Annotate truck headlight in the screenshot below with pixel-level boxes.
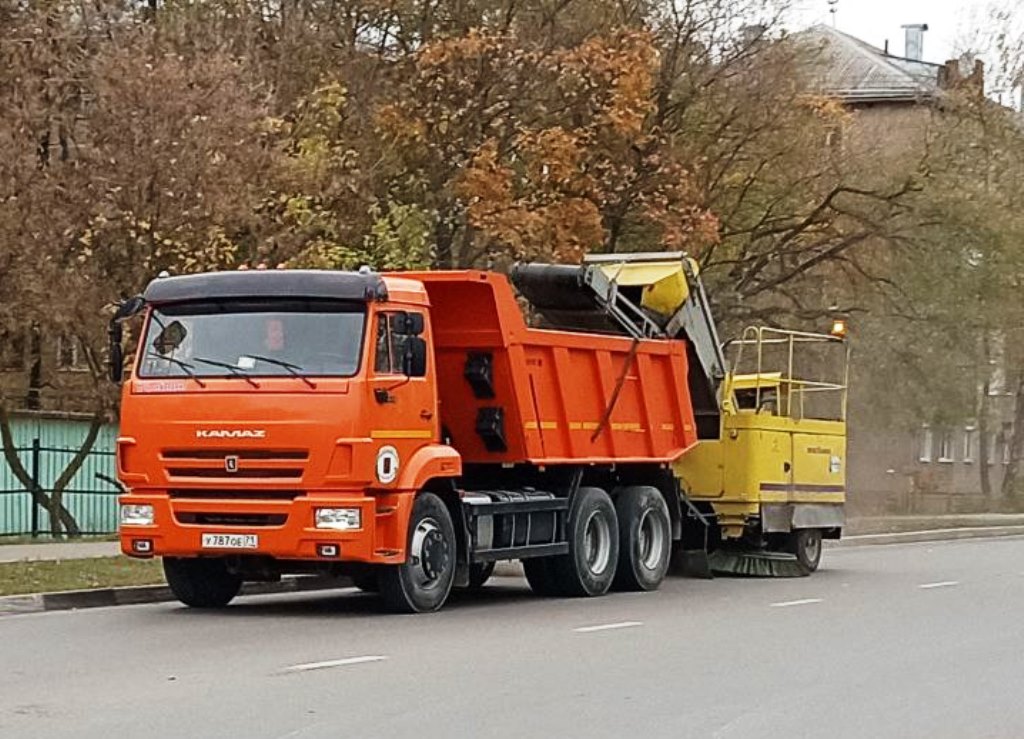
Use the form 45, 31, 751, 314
315, 507, 361, 531
120, 504, 154, 526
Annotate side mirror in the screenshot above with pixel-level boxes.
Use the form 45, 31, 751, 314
108, 296, 145, 384
394, 311, 425, 336
113, 296, 146, 323
108, 321, 124, 384
403, 337, 428, 377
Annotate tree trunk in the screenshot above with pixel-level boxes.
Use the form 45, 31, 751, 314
1000, 371, 1024, 500
978, 397, 993, 499
45, 416, 103, 538
26, 324, 42, 411
978, 333, 993, 498
434, 213, 453, 269
0, 404, 78, 537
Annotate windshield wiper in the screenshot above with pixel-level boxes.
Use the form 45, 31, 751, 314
193, 357, 261, 388
145, 352, 207, 388
244, 354, 317, 389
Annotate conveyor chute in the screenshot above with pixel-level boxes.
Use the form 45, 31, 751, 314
510, 252, 727, 439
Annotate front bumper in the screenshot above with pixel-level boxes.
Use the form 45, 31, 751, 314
118, 492, 408, 564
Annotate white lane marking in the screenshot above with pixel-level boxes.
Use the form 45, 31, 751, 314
574, 621, 643, 633
918, 580, 959, 589
770, 598, 823, 608
284, 655, 387, 673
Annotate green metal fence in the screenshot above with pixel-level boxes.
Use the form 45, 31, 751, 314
0, 415, 119, 536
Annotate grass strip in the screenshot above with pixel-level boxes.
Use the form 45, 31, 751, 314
0, 556, 164, 596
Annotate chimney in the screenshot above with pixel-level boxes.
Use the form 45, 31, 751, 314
939, 54, 985, 96
902, 23, 928, 61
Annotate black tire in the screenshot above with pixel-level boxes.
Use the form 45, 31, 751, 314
551, 487, 619, 597
522, 557, 561, 596
466, 561, 495, 590
379, 493, 457, 613
163, 557, 242, 608
612, 486, 671, 591
786, 528, 823, 574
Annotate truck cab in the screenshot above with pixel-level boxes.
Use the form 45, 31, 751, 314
116, 269, 463, 607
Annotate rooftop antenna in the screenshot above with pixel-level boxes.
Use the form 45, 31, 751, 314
827, 0, 838, 28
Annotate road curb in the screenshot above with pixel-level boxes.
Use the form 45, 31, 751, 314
836, 525, 1024, 547
0, 575, 348, 617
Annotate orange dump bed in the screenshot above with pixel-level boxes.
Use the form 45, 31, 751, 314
407, 271, 698, 466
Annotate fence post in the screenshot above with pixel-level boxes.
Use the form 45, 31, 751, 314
30, 437, 40, 539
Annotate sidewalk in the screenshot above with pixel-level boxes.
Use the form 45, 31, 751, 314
846, 513, 1024, 535
0, 540, 120, 564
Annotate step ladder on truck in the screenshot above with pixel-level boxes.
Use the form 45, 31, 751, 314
109, 253, 847, 613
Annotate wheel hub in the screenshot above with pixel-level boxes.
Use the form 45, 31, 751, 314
411, 518, 450, 583
637, 508, 665, 571
804, 533, 821, 561
583, 511, 611, 575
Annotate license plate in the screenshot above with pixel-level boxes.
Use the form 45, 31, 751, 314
201, 533, 258, 550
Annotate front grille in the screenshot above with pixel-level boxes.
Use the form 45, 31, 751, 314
169, 489, 302, 500
161, 448, 309, 481
175, 512, 287, 527
166, 467, 303, 479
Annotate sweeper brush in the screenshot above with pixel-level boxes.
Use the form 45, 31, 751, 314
707, 549, 810, 578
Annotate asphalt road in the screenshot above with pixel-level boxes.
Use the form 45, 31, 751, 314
3, 537, 1024, 739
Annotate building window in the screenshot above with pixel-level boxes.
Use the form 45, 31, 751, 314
919, 425, 933, 463
0, 329, 26, 371
937, 429, 954, 463
56, 335, 88, 372
963, 426, 976, 464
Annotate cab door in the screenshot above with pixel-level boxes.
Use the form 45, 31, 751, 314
366, 309, 437, 488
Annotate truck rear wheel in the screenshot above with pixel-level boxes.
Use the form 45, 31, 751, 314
612, 486, 671, 592
163, 557, 242, 608
552, 487, 619, 597
379, 492, 457, 613
786, 528, 823, 574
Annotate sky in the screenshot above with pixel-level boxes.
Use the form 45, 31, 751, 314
790, 0, 999, 64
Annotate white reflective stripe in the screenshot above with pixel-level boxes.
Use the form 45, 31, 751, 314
284, 656, 387, 672
770, 598, 823, 608
918, 581, 959, 589
574, 621, 643, 633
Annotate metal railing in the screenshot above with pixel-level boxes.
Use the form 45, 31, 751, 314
0, 439, 120, 537
726, 326, 850, 422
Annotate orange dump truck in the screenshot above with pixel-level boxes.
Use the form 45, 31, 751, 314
111, 259, 717, 612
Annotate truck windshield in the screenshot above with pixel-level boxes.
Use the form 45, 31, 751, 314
138, 299, 366, 379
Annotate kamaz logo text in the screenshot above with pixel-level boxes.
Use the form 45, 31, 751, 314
195, 429, 267, 439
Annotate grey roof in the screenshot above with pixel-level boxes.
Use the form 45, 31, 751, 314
143, 270, 388, 305
797, 25, 943, 103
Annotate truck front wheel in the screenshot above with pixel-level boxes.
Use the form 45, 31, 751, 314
552, 487, 619, 597
379, 493, 457, 613
612, 486, 671, 591
163, 557, 242, 608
